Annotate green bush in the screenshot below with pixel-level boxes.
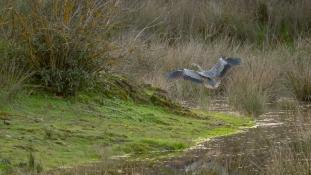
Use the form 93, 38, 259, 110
1, 0, 119, 96
28, 31, 99, 95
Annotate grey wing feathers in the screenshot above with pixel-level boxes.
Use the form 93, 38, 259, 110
166, 57, 241, 88
219, 57, 241, 77
200, 57, 242, 78
198, 59, 226, 78
167, 69, 204, 83
167, 70, 184, 79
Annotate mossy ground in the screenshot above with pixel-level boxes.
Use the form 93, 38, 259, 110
0, 91, 253, 173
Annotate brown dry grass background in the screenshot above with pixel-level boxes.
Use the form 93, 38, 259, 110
1, 0, 311, 114
115, 35, 311, 115
1, 0, 311, 174
109, 0, 311, 115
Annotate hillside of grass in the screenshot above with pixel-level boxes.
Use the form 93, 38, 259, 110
0, 85, 253, 174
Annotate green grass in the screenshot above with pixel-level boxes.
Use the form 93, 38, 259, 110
0, 93, 253, 173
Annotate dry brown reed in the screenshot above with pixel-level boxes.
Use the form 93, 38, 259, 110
0, 40, 33, 102
286, 57, 311, 102
120, 0, 311, 44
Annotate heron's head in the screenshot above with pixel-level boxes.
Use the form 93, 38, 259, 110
219, 56, 227, 64
219, 55, 226, 60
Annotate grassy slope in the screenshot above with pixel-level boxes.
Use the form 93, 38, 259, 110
0, 93, 253, 172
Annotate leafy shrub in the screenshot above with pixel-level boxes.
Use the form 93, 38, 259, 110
2, 0, 119, 95
28, 31, 100, 95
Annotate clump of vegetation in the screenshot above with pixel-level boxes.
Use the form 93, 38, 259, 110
1, 0, 119, 96
226, 55, 280, 116
0, 159, 12, 173
227, 81, 267, 117
286, 57, 311, 102
0, 40, 31, 101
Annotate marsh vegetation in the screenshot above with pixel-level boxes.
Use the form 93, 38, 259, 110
0, 0, 311, 174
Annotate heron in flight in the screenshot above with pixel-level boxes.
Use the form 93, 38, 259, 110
167, 56, 241, 89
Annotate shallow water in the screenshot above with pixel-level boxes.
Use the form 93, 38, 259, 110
147, 101, 311, 175
161, 114, 291, 174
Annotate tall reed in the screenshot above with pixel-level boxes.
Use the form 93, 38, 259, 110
0, 39, 31, 101
226, 54, 281, 116
286, 57, 311, 102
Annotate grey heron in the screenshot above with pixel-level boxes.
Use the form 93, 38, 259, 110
167, 56, 241, 89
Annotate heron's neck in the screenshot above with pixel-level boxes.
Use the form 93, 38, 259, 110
192, 63, 204, 71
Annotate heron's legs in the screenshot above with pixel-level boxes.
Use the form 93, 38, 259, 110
204, 78, 221, 89
204, 83, 214, 89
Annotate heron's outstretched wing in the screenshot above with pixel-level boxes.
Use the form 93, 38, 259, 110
199, 57, 241, 78
198, 58, 226, 78
167, 69, 204, 83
